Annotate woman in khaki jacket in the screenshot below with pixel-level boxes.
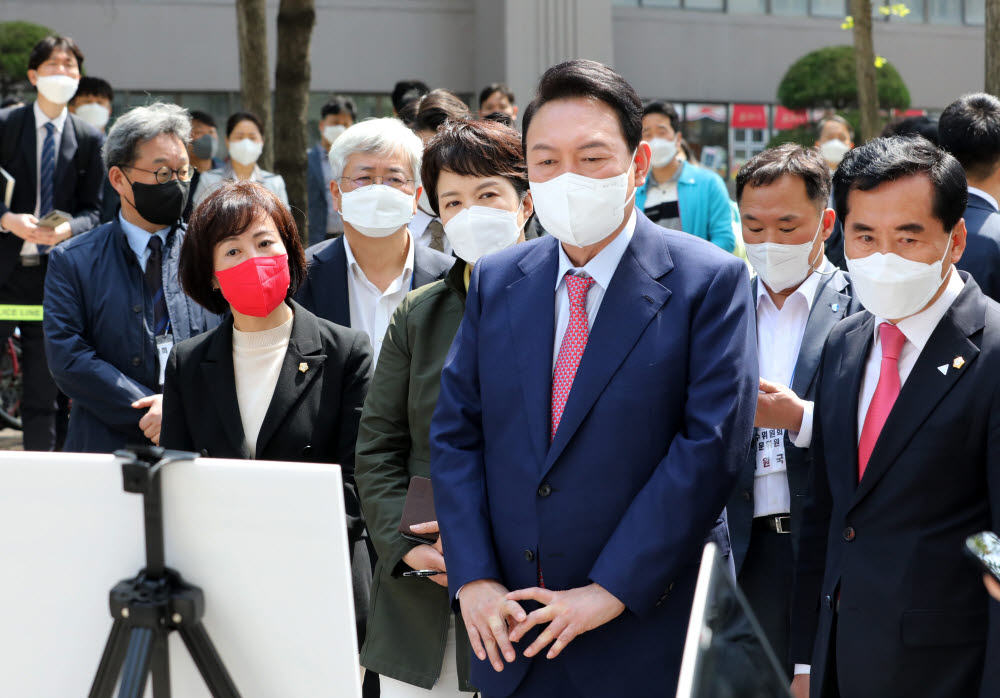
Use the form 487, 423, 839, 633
355, 119, 534, 697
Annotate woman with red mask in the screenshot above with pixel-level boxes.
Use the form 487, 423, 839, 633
159, 179, 375, 649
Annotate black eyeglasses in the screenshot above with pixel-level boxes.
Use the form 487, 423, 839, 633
339, 174, 414, 191
125, 164, 194, 184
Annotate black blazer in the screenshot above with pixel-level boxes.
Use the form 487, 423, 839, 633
729, 268, 862, 575
160, 300, 374, 545
791, 273, 1000, 698
0, 103, 104, 286
957, 192, 1000, 304
294, 234, 453, 326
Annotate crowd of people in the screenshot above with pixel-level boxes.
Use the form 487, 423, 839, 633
3, 32, 1000, 698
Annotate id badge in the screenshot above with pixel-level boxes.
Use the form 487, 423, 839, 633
155, 334, 174, 388
754, 427, 787, 475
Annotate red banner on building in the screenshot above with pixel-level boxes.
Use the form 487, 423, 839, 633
774, 106, 809, 131
731, 104, 767, 130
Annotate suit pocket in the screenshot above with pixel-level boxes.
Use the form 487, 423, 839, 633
901, 609, 987, 647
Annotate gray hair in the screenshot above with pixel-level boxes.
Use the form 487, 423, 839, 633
328, 117, 423, 184
103, 102, 192, 170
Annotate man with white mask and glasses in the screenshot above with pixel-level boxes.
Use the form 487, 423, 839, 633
429, 60, 757, 698
725, 145, 862, 687
791, 136, 1000, 698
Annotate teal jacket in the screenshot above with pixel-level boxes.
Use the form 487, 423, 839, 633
635, 159, 735, 252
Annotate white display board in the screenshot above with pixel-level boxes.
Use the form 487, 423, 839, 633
0, 451, 361, 698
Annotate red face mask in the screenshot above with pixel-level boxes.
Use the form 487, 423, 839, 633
214, 254, 291, 317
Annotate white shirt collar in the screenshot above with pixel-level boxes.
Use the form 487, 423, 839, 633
872, 265, 965, 353
968, 186, 999, 212
342, 229, 415, 285
755, 256, 833, 313
555, 209, 637, 291
34, 100, 68, 135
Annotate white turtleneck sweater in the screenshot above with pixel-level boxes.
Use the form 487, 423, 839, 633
232, 315, 293, 458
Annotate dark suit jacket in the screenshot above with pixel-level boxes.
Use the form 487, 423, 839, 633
791, 273, 1000, 698
295, 234, 453, 327
430, 212, 758, 698
957, 192, 1000, 303
307, 143, 330, 247
729, 268, 862, 575
160, 300, 373, 546
0, 103, 104, 286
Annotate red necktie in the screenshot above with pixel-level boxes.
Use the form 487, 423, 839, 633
551, 273, 595, 441
858, 322, 907, 481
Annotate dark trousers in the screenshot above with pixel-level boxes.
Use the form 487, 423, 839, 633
487, 653, 573, 698
0, 261, 58, 451
737, 517, 794, 677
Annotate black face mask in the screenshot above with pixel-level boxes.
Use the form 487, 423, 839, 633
191, 134, 218, 161
124, 175, 190, 226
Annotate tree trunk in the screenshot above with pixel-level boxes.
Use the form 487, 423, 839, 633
987, 0, 1000, 95
274, 0, 316, 239
235, 0, 274, 170
850, 0, 879, 143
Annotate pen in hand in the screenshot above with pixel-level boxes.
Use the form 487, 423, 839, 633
403, 569, 444, 577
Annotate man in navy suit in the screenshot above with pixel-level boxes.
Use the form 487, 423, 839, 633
429, 60, 757, 698
791, 137, 1000, 698
939, 92, 1000, 303
0, 35, 103, 450
307, 96, 355, 247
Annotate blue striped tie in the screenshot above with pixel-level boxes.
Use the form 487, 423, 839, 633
145, 236, 169, 335
38, 122, 56, 255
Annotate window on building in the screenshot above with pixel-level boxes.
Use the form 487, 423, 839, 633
965, 0, 985, 23
684, 0, 725, 10
810, 0, 846, 17
928, 0, 963, 23
771, 0, 809, 15
728, 0, 767, 12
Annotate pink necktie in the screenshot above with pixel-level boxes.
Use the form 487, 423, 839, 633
551, 273, 595, 441
858, 322, 907, 481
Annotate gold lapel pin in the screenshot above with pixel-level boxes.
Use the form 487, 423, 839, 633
953, 356, 965, 369
298, 362, 309, 373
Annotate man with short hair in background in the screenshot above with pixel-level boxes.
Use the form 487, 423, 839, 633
308, 95, 356, 246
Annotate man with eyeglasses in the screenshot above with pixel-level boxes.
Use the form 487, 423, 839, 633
296, 117, 452, 366
42, 102, 221, 453
0, 35, 104, 451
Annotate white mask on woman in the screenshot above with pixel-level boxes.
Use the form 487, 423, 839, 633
36, 75, 79, 105
228, 139, 263, 167
340, 184, 415, 238
444, 202, 524, 264
819, 139, 850, 167
745, 218, 825, 293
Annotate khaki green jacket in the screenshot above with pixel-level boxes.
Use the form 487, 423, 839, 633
355, 259, 475, 691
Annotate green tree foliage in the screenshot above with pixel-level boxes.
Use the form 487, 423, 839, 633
777, 45, 910, 112
0, 21, 55, 97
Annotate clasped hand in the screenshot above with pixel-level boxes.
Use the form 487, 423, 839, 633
755, 377, 805, 431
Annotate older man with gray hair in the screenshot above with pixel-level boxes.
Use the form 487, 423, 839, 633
296, 117, 452, 365
43, 102, 221, 453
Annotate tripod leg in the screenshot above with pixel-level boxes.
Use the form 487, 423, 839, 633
89, 619, 130, 698
151, 632, 171, 698
117, 627, 155, 698
178, 622, 242, 698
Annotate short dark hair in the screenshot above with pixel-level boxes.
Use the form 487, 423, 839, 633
522, 59, 642, 154
321, 95, 357, 122
412, 89, 470, 133
881, 115, 939, 146
642, 100, 681, 133
736, 144, 832, 209
392, 80, 430, 114
71, 76, 113, 104
817, 115, 853, 140
939, 93, 1000, 181
420, 119, 528, 218
28, 35, 84, 72
482, 111, 515, 128
833, 136, 967, 232
181, 181, 307, 314
225, 111, 264, 138
189, 110, 217, 129
479, 83, 515, 108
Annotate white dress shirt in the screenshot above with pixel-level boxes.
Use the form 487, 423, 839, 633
857, 267, 964, 440
552, 210, 636, 369
343, 232, 415, 365
410, 208, 453, 256
968, 185, 999, 212
753, 259, 831, 517
20, 102, 68, 255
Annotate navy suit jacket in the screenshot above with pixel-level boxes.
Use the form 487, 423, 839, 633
429, 212, 758, 698
729, 269, 862, 575
295, 234, 453, 327
957, 192, 1000, 304
306, 143, 329, 248
791, 273, 1000, 698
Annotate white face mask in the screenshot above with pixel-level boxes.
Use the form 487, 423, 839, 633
36, 75, 79, 105
323, 125, 346, 144
340, 184, 414, 238
845, 231, 954, 320
819, 139, 850, 167
529, 150, 637, 248
444, 202, 524, 264
649, 137, 677, 168
417, 187, 433, 215
228, 138, 263, 167
745, 218, 825, 293
74, 102, 110, 130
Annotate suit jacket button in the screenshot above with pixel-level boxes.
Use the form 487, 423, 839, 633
537, 484, 552, 497
742, 490, 751, 502
132, 304, 141, 313
523, 549, 534, 562
843, 526, 856, 542
302, 445, 312, 456
131, 356, 141, 367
